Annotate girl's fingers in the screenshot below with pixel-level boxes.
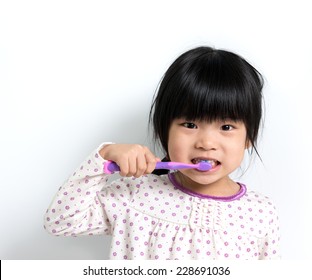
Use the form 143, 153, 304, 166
145, 152, 159, 174
133, 152, 147, 178
118, 157, 129, 177
102, 144, 158, 177
127, 147, 157, 177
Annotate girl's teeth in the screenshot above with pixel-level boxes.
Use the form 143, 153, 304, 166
206, 160, 216, 167
193, 159, 218, 167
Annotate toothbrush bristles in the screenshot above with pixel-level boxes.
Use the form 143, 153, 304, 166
197, 161, 212, 171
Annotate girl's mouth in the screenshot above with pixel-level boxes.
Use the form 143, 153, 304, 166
191, 158, 220, 169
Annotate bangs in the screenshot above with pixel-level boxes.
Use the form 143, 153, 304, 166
172, 73, 251, 123
168, 53, 260, 125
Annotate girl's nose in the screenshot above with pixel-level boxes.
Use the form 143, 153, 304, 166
194, 133, 218, 151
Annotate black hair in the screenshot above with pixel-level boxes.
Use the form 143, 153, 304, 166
149, 46, 264, 174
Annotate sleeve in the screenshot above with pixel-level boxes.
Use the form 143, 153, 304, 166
258, 201, 281, 259
43, 142, 116, 237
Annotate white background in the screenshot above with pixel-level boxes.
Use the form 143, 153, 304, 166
0, 0, 311, 260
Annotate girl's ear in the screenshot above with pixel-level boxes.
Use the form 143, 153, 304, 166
245, 139, 252, 149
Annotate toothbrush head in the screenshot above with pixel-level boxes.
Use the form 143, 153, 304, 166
196, 161, 212, 171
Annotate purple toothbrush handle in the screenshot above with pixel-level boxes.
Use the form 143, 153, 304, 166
104, 160, 211, 174
155, 161, 211, 171
156, 162, 194, 170
104, 161, 120, 174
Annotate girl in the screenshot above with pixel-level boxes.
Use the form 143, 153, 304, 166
44, 46, 280, 259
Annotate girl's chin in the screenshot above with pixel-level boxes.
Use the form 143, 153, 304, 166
178, 171, 220, 187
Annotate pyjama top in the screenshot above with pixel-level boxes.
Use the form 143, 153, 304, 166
44, 143, 280, 260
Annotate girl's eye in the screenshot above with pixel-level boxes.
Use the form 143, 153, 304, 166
182, 122, 198, 129
221, 124, 234, 131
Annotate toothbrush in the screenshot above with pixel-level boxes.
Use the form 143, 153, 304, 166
103, 160, 212, 174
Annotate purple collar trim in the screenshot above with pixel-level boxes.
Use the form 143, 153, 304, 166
168, 173, 246, 202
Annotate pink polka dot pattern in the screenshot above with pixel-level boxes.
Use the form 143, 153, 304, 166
44, 144, 280, 260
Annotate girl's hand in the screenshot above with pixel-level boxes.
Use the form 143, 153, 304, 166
99, 144, 160, 178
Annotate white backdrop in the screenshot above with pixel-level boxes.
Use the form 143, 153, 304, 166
1, 0, 311, 260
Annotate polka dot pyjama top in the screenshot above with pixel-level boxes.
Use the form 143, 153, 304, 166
44, 144, 280, 260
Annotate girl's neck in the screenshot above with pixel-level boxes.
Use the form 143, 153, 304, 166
173, 172, 240, 197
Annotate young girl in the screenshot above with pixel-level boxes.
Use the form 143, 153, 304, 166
44, 46, 280, 260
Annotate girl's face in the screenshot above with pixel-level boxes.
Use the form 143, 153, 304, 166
167, 118, 249, 196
